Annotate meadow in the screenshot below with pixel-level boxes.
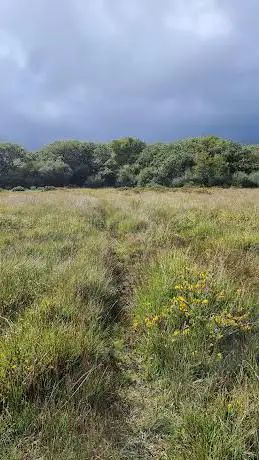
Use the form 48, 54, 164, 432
0, 188, 258, 459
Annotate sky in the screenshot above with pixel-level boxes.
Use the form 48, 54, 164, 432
0, 0, 258, 148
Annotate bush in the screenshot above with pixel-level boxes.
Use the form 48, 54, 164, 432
29, 186, 56, 192
248, 170, 259, 186
43, 185, 56, 191
11, 186, 26, 192
171, 176, 194, 187
116, 165, 137, 187
137, 167, 157, 186
232, 172, 254, 187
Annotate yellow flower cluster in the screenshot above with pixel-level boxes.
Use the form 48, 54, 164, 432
212, 310, 252, 332
172, 327, 190, 337
132, 272, 210, 333
132, 320, 140, 329
174, 273, 207, 293
172, 274, 210, 314
132, 271, 253, 341
144, 315, 160, 327
172, 295, 189, 313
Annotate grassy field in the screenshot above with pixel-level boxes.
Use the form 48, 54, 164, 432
0, 188, 258, 459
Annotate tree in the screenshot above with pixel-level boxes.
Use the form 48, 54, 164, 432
93, 144, 113, 168
137, 143, 194, 186
37, 159, 72, 186
155, 152, 194, 186
24, 152, 72, 187
0, 135, 258, 189
36, 141, 96, 185
111, 137, 146, 167
137, 143, 170, 169
89, 147, 117, 187
116, 164, 137, 187
137, 167, 157, 186
0, 143, 27, 187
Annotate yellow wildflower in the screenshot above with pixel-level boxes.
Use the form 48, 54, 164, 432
144, 317, 152, 327
236, 288, 242, 296
178, 296, 187, 302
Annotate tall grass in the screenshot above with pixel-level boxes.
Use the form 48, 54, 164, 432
0, 188, 258, 459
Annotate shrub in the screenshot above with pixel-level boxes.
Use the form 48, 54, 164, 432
43, 185, 56, 191
232, 172, 254, 187
248, 170, 259, 186
11, 186, 26, 192
133, 254, 258, 382
171, 176, 194, 187
137, 167, 156, 186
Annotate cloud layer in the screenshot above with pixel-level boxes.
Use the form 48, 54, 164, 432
0, 0, 258, 148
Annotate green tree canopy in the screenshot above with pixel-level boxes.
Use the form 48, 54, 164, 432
0, 136, 258, 189
0, 143, 27, 187
35, 141, 96, 185
111, 137, 146, 166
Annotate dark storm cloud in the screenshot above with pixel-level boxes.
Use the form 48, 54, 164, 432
0, 0, 259, 148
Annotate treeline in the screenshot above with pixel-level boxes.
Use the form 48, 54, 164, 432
0, 136, 259, 189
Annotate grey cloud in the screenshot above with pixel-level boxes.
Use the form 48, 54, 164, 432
0, 0, 259, 148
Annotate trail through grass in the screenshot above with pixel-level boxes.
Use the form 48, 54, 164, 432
0, 188, 258, 459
